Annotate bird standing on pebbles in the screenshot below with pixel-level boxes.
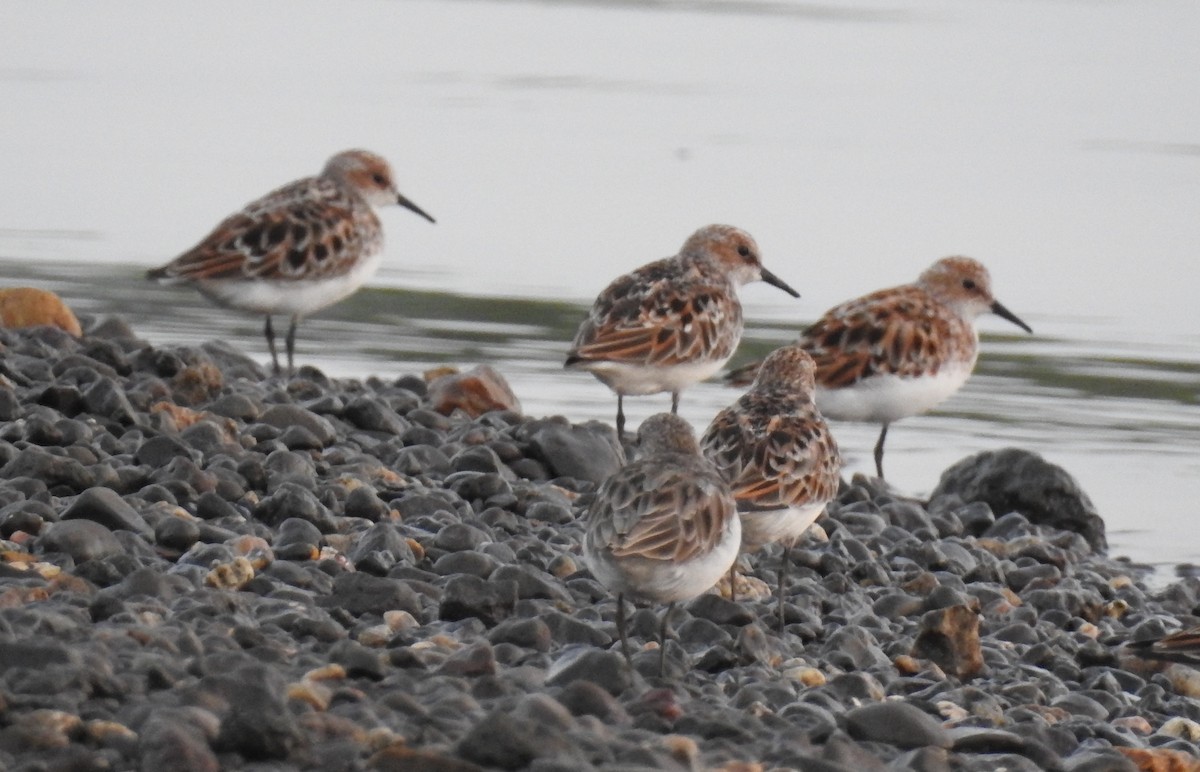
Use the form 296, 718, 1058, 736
566, 224, 799, 438
582, 412, 741, 675
726, 256, 1031, 479
148, 149, 435, 376
702, 345, 841, 626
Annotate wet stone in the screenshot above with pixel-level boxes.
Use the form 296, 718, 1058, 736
206, 393, 261, 421
545, 647, 632, 696
318, 572, 422, 618
37, 519, 124, 563
0, 387, 18, 421
212, 665, 301, 759
439, 640, 498, 678
542, 610, 612, 647
390, 444, 453, 476
492, 564, 572, 602
451, 445, 506, 475
344, 395, 408, 435
687, 593, 756, 627
933, 448, 1106, 552
135, 434, 196, 468
139, 717, 220, 772
524, 419, 623, 484
258, 404, 336, 446
434, 522, 491, 552
273, 517, 323, 560
84, 377, 138, 424
912, 604, 984, 680
344, 485, 390, 521
433, 550, 501, 578
455, 710, 560, 770
440, 574, 517, 626
1, 448, 94, 492
488, 617, 552, 652
155, 515, 201, 552
255, 482, 336, 532
845, 701, 953, 749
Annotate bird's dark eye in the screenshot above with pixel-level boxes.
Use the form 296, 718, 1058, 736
962, 279, 976, 290
372, 173, 387, 186
737, 245, 752, 259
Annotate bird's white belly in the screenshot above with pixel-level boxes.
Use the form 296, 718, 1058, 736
195, 251, 383, 317
576, 356, 731, 396
739, 502, 826, 552
586, 517, 741, 604
815, 362, 974, 424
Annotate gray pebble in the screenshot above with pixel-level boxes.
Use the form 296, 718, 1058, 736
434, 550, 501, 578
524, 419, 623, 483
37, 518, 124, 563
845, 701, 952, 749
439, 574, 517, 626
545, 646, 632, 696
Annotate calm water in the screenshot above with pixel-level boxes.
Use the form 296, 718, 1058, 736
2, 0, 1198, 576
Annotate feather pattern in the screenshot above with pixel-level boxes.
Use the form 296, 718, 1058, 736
583, 413, 741, 604
569, 255, 744, 368
800, 284, 978, 388
702, 346, 841, 548
565, 225, 798, 431
153, 177, 382, 284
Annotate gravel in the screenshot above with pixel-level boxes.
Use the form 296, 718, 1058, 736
0, 319, 1198, 771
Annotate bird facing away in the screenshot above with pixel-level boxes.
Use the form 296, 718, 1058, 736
725, 256, 1032, 479
582, 412, 741, 675
147, 149, 435, 376
701, 345, 842, 625
565, 224, 800, 438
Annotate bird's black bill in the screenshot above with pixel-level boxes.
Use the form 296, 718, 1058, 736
761, 267, 800, 298
991, 300, 1032, 334
398, 193, 436, 224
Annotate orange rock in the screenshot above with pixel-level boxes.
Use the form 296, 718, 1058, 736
426, 364, 521, 417
0, 287, 82, 336
912, 604, 984, 680
1117, 747, 1200, 772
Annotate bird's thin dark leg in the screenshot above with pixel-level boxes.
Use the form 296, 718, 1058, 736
264, 316, 281, 376
670, 391, 680, 414
874, 423, 890, 479
285, 314, 299, 377
728, 562, 738, 604
616, 395, 626, 439
616, 593, 631, 667
659, 602, 675, 678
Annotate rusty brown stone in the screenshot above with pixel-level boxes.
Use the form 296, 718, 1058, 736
911, 604, 984, 680
0, 287, 82, 336
172, 361, 225, 405
426, 364, 521, 418
1117, 747, 1200, 772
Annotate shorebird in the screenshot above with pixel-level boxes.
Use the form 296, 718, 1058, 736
566, 224, 799, 437
702, 345, 841, 627
148, 149, 434, 375
582, 413, 741, 675
726, 256, 1031, 478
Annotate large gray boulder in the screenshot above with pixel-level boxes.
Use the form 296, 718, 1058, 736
931, 448, 1105, 552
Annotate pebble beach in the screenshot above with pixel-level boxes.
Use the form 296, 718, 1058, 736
2, 316, 1199, 772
